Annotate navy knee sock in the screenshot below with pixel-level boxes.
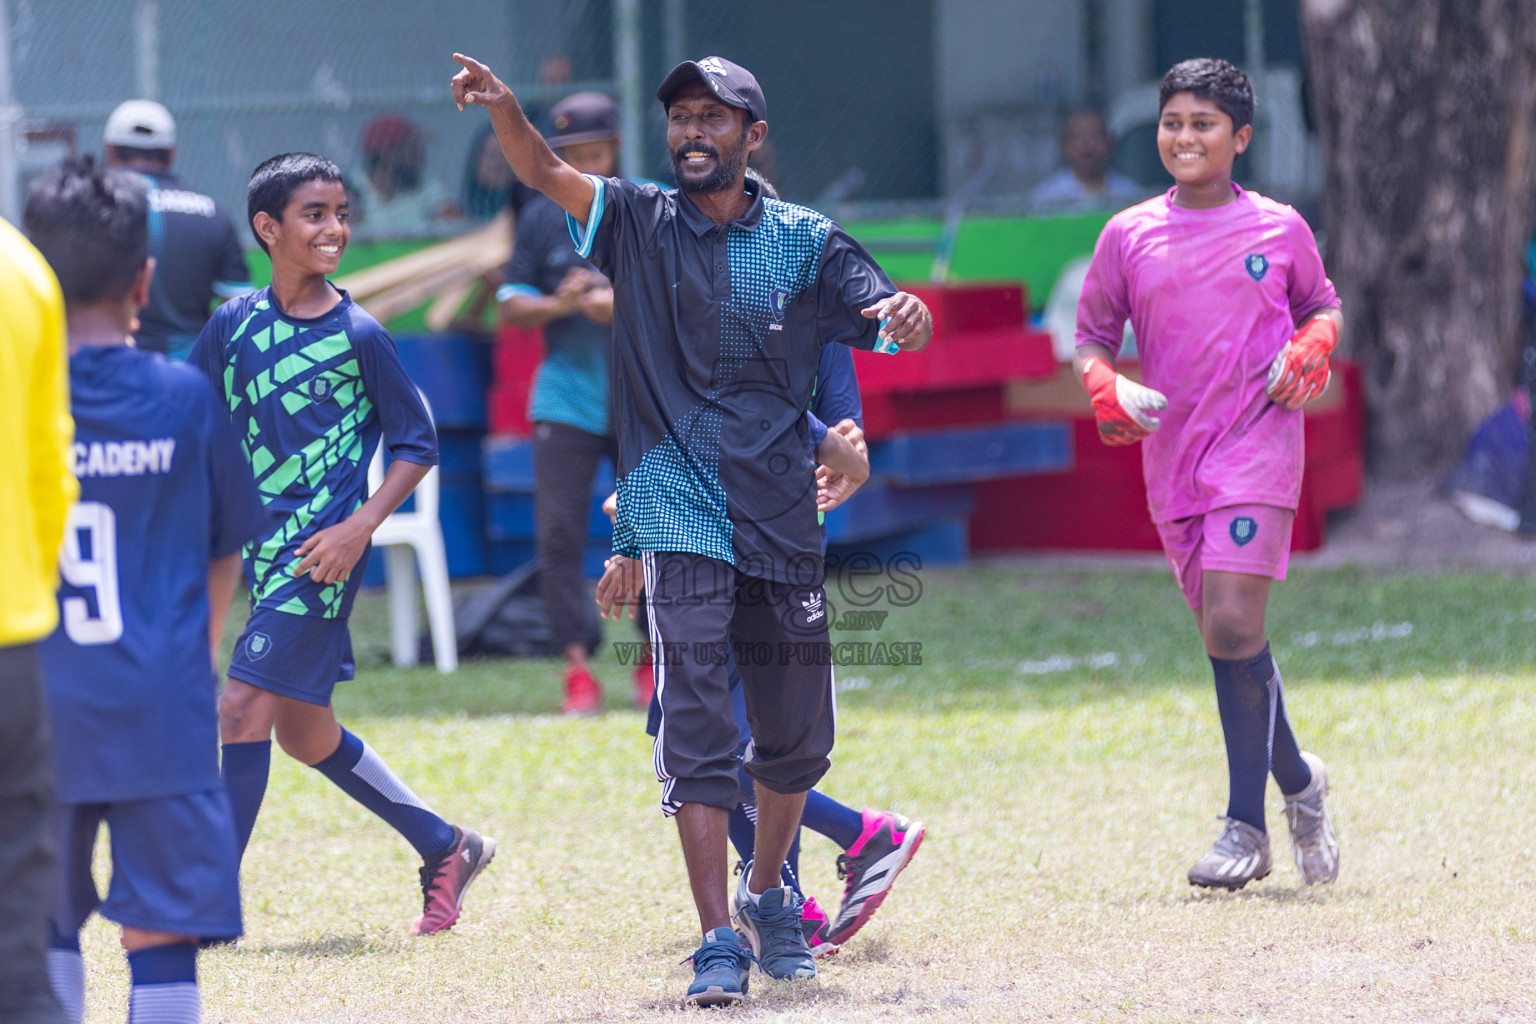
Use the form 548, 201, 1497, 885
311, 728, 456, 859
47, 929, 84, 1024
801, 790, 865, 850
728, 802, 756, 867
728, 801, 804, 896
1210, 645, 1279, 832
221, 740, 270, 861
127, 943, 198, 1024
1269, 655, 1312, 795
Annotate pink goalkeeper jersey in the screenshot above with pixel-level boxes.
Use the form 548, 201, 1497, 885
1075, 184, 1339, 523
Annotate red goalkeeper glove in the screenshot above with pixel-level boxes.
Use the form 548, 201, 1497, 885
1266, 314, 1338, 409
1081, 356, 1167, 446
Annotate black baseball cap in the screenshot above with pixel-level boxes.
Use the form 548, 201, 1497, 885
546, 91, 620, 148
655, 56, 767, 123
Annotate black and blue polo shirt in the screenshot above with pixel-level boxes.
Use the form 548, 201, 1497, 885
568, 174, 894, 585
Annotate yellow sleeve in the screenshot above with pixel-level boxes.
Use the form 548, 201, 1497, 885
29, 274, 77, 579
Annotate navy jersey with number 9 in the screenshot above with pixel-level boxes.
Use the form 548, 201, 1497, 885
39, 347, 267, 804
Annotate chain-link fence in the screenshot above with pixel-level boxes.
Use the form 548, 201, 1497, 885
3, 0, 620, 236
0, 0, 1323, 236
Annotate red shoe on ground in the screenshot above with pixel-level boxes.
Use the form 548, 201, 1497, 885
562, 663, 603, 715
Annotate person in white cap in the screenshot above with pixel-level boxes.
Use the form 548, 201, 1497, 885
103, 100, 252, 359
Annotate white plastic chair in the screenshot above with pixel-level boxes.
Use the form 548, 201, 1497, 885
367, 393, 457, 673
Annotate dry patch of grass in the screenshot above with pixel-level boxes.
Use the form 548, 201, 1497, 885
72, 568, 1536, 1022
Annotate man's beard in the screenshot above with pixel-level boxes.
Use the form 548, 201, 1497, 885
671, 138, 747, 194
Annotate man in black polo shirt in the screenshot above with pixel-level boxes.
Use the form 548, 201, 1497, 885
452, 52, 933, 1006
103, 100, 252, 358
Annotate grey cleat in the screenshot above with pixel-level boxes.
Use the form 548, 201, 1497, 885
1188, 817, 1272, 889
1283, 751, 1340, 884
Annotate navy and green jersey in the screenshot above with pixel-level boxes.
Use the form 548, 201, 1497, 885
502, 192, 611, 437
568, 174, 895, 584
188, 287, 437, 619
39, 346, 267, 803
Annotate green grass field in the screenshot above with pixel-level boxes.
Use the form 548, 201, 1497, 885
74, 564, 1536, 1022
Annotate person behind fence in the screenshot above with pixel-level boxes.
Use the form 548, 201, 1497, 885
497, 91, 634, 715
103, 99, 254, 360
0, 165, 77, 1024
1029, 107, 1146, 214
462, 124, 518, 222
352, 113, 455, 240
451, 50, 932, 1006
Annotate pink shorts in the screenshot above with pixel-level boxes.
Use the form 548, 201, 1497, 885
1156, 504, 1295, 610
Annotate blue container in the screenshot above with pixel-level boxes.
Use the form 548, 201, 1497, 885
393, 334, 492, 430
826, 516, 969, 569
356, 481, 489, 585
868, 421, 1071, 486
439, 481, 489, 578
482, 435, 615, 496
436, 429, 485, 483
823, 482, 975, 544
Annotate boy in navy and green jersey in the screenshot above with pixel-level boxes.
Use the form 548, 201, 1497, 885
188, 153, 494, 937
28, 157, 265, 1024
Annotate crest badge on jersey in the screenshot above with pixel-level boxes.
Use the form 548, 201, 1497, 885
1244, 253, 1269, 281
1229, 516, 1258, 547
247, 632, 273, 660
308, 375, 332, 402
770, 287, 791, 322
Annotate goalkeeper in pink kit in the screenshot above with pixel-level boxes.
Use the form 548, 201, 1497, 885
1074, 58, 1342, 889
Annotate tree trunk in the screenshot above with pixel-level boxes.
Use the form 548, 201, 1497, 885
1299, 0, 1536, 476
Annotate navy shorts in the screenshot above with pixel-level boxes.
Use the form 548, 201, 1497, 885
229, 608, 354, 706
51, 790, 242, 942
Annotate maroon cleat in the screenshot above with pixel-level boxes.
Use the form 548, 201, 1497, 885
410, 826, 496, 936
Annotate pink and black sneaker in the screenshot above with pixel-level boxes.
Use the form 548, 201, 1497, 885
801, 895, 840, 959
825, 809, 925, 946
410, 826, 497, 936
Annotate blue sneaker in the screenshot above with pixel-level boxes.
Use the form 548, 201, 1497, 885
685, 927, 751, 1007
730, 863, 816, 980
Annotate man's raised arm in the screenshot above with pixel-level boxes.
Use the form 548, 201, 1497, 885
450, 53, 597, 226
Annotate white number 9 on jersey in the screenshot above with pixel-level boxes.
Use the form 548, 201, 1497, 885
60, 501, 124, 645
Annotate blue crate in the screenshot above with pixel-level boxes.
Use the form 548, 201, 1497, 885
867, 421, 1071, 486
826, 516, 969, 569
393, 334, 492, 430
823, 483, 975, 544
485, 492, 615, 543
482, 435, 615, 496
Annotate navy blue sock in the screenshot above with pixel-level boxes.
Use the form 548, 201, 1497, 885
782, 827, 803, 896
1210, 646, 1278, 832
728, 802, 804, 896
1269, 655, 1313, 795
311, 729, 456, 859
801, 790, 865, 850
127, 943, 198, 1024
728, 802, 756, 866
221, 740, 270, 861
